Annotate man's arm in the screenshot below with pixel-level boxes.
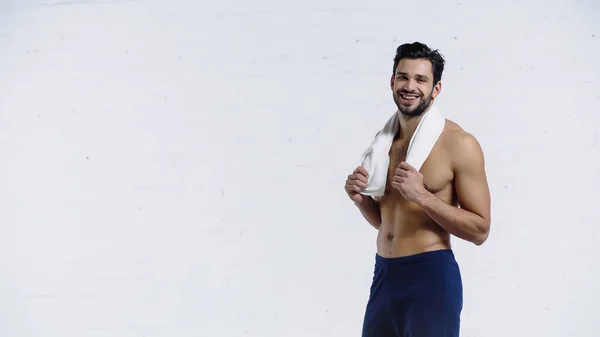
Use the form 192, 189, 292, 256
356, 196, 382, 230
416, 132, 491, 245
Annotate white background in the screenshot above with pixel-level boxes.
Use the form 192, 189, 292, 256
1, 0, 599, 336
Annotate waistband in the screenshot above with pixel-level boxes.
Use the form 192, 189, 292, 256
375, 249, 455, 267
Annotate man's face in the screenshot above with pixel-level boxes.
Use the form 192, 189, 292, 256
391, 58, 441, 118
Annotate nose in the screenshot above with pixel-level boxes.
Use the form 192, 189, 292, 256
402, 79, 417, 92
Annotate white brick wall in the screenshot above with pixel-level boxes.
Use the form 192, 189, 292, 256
0, 0, 599, 336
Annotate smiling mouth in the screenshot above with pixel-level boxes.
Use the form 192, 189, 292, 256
399, 92, 420, 103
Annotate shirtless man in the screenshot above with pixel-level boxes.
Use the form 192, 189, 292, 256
345, 42, 491, 337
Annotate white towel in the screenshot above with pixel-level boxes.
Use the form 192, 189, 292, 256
359, 105, 446, 196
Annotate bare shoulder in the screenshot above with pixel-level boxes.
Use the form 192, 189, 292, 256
440, 119, 485, 169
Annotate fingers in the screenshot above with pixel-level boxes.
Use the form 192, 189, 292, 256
349, 172, 368, 184
391, 181, 403, 192
349, 167, 368, 184
345, 181, 362, 193
345, 179, 364, 194
346, 166, 369, 193
356, 166, 369, 177
398, 161, 416, 172
394, 167, 408, 177
346, 175, 367, 189
395, 162, 421, 177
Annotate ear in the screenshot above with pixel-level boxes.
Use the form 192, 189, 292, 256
390, 75, 395, 90
431, 81, 442, 98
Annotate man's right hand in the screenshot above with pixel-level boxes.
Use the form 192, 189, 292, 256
345, 166, 369, 204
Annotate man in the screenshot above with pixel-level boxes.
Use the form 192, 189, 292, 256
345, 42, 491, 337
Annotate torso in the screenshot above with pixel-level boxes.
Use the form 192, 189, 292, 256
376, 119, 461, 257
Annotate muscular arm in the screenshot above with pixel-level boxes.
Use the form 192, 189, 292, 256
356, 196, 382, 230
416, 132, 491, 245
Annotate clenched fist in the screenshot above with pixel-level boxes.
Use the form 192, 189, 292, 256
345, 166, 369, 204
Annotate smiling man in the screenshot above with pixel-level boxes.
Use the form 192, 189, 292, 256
344, 42, 492, 337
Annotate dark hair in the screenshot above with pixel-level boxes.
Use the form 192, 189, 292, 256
393, 42, 445, 84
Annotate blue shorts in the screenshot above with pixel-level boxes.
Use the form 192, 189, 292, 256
361, 249, 463, 337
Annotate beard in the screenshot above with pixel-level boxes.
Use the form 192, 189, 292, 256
393, 89, 434, 118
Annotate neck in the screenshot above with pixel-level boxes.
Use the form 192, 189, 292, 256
396, 101, 435, 139
396, 114, 421, 139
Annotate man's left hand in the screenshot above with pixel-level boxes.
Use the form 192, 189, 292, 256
391, 161, 429, 203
